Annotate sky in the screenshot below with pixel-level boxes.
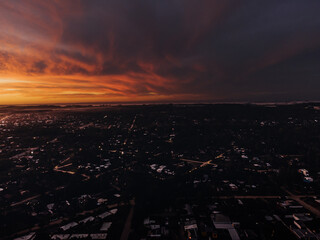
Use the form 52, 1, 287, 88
0, 0, 320, 104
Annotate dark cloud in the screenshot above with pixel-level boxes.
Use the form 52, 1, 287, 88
1, 0, 320, 103
30, 60, 47, 73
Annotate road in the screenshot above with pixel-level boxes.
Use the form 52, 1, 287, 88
180, 158, 218, 167
181, 158, 218, 173
129, 115, 137, 132
283, 189, 320, 217
181, 154, 223, 168
124, 115, 137, 145
53, 157, 90, 180
120, 198, 135, 240
10, 194, 41, 207
54, 168, 75, 175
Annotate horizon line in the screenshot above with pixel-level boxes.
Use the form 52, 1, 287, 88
1, 100, 320, 107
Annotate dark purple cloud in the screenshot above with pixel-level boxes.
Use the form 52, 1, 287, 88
0, 0, 320, 103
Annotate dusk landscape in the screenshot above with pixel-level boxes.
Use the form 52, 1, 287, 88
1, 1, 320, 240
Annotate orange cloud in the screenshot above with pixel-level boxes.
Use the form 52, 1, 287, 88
1, 1, 320, 104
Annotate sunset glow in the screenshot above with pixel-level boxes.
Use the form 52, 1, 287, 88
1, 1, 320, 104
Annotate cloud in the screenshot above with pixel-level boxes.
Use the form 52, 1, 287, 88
0, 0, 320, 104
